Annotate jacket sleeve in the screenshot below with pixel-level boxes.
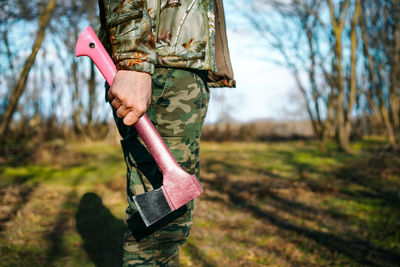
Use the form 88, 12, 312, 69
99, 0, 156, 74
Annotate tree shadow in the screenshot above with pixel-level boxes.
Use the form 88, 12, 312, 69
0, 185, 36, 232
200, 149, 400, 266
202, 158, 282, 179
202, 175, 400, 266
45, 189, 79, 265
183, 242, 219, 267
230, 192, 399, 266
334, 150, 400, 205
76, 192, 126, 267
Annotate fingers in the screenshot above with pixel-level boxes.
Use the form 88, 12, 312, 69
115, 105, 129, 119
111, 97, 145, 124
108, 70, 152, 126
123, 110, 141, 126
111, 98, 122, 110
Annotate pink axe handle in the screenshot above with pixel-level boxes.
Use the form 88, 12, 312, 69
75, 26, 178, 175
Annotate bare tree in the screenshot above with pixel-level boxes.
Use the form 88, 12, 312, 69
360, 0, 400, 147
241, 0, 366, 151
0, 0, 57, 143
327, 0, 361, 152
0, 0, 112, 144
241, 0, 335, 150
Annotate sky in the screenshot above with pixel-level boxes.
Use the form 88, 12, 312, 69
1, 1, 302, 125
205, 29, 296, 123
204, 0, 298, 124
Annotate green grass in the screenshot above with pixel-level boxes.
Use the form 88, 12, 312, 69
0, 138, 399, 266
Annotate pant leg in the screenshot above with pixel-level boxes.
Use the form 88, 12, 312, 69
116, 67, 210, 266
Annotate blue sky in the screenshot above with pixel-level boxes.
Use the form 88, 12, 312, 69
1, 1, 302, 124
204, 0, 298, 124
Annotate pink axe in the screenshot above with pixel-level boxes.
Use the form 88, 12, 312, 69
75, 26, 203, 227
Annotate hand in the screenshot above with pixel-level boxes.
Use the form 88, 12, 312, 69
108, 70, 152, 126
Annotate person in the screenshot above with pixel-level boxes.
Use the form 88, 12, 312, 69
98, 0, 235, 265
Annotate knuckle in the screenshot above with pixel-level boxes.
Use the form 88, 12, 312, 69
112, 102, 121, 110
124, 99, 133, 108
118, 94, 126, 102
136, 103, 147, 115
109, 86, 117, 95
111, 88, 122, 99
116, 109, 123, 118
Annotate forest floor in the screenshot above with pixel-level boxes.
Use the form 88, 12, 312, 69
1, 137, 399, 266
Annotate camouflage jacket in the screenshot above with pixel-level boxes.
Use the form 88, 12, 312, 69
98, 0, 235, 88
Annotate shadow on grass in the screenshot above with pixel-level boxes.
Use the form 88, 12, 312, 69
335, 150, 400, 203
203, 176, 399, 266
183, 242, 219, 267
201, 148, 400, 266
0, 185, 37, 232
202, 158, 285, 181
45, 189, 79, 265
235, 193, 398, 266
76, 192, 126, 267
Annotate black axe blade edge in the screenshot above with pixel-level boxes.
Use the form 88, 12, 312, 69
132, 188, 173, 227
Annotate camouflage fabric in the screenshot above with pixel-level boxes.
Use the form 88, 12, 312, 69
111, 67, 209, 266
98, 0, 235, 88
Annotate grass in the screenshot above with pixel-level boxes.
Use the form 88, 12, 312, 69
0, 138, 399, 266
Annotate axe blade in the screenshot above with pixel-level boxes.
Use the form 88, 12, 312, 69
133, 188, 172, 227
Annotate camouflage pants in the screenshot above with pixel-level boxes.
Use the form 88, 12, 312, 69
111, 67, 210, 266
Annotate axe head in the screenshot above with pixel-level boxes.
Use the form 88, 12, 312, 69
133, 188, 172, 227
133, 171, 203, 227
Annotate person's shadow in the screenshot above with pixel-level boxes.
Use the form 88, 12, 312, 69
76, 192, 126, 267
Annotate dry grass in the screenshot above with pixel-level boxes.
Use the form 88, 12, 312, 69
0, 138, 399, 266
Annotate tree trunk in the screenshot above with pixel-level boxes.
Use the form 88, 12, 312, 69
389, 5, 400, 145
334, 33, 348, 152
71, 60, 84, 137
0, 0, 57, 143
328, 0, 351, 152
342, 0, 361, 150
360, 2, 398, 147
